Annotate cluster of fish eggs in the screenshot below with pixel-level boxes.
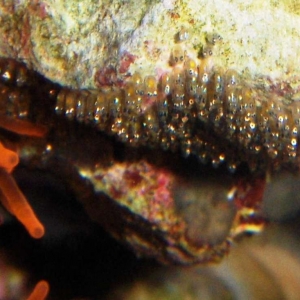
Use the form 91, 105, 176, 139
56, 40, 300, 173
0, 34, 300, 173
0, 58, 34, 118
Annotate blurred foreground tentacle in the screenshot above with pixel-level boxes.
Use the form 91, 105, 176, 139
0, 141, 19, 173
27, 280, 49, 300
0, 116, 47, 137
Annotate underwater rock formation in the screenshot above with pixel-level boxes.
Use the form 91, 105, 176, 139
0, 1, 300, 297
0, 0, 300, 91
0, 57, 266, 265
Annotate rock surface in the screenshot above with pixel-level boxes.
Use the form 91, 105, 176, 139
1, 0, 300, 90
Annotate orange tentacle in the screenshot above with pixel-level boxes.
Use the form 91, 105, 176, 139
27, 280, 50, 300
0, 116, 47, 137
0, 168, 45, 239
0, 119, 47, 239
0, 142, 19, 173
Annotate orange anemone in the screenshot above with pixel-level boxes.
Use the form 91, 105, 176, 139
0, 116, 46, 239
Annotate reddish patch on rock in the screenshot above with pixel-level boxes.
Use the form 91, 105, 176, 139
235, 176, 266, 209
109, 186, 123, 200
119, 52, 136, 74
94, 66, 118, 88
269, 80, 296, 97
30, 1, 49, 19
168, 11, 180, 19
124, 169, 143, 188
94, 174, 104, 181
153, 172, 173, 209
19, 14, 32, 58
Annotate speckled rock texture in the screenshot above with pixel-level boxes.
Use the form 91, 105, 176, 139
1, 0, 300, 90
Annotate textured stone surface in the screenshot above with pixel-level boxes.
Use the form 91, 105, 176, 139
1, 0, 300, 90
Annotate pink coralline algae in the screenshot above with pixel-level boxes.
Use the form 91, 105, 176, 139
80, 159, 265, 264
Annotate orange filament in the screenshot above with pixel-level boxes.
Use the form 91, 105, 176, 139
0, 116, 47, 137
0, 168, 45, 238
0, 142, 19, 173
0, 116, 46, 238
27, 280, 50, 300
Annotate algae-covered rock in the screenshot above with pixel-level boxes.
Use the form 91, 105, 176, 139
0, 1, 300, 90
